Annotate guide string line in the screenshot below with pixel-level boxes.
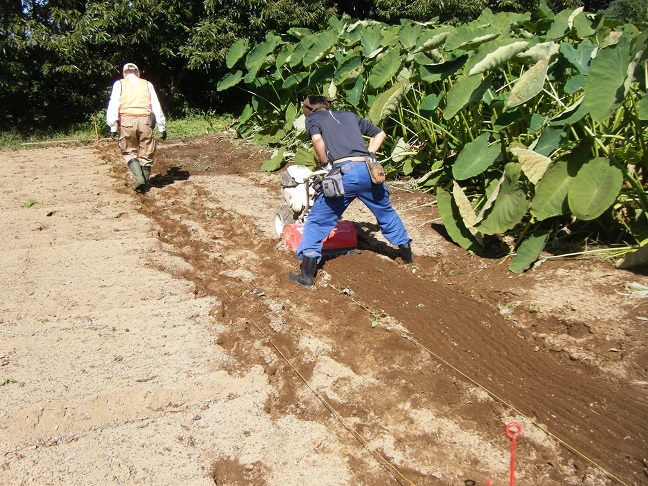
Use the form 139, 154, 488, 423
213, 279, 415, 486
325, 283, 629, 486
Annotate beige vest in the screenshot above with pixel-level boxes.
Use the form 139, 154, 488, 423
119, 78, 151, 116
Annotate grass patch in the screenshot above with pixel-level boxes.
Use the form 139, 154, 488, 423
0, 110, 235, 148
167, 110, 233, 138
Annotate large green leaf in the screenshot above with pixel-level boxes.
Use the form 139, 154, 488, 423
362, 26, 383, 58
287, 27, 312, 40
303, 30, 338, 67
289, 36, 316, 68
399, 23, 422, 50
275, 44, 295, 69
538, 0, 555, 20
391, 137, 411, 163
469, 41, 529, 76
309, 63, 336, 86
546, 8, 573, 39
368, 47, 401, 89
398, 23, 421, 51
419, 55, 467, 83
564, 74, 585, 94
510, 146, 552, 184
216, 71, 243, 91
412, 27, 451, 54
505, 57, 549, 109
443, 74, 491, 120
509, 228, 550, 274
530, 160, 571, 221
293, 146, 318, 169
475, 163, 530, 235
452, 133, 500, 181
282, 71, 309, 89
226, 39, 248, 69
515, 41, 560, 64
452, 181, 484, 245
572, 10, 596, 38
328, 15, 346, 33
346, 76, 364, 106
333, 54, 363, 85
639, 92, 648, 121
420, 93, 443, 117
445, 25, 499, 51
532, 127, 564, 156
624, 33, 647, 98
568, 157, 623, 220
560, 39, 596, 75
436, 187, 483, 251
368, 81, 409, 125
582, 38, 630, 122
237, 104, 254, 125
261, 147, 286, 172
293, 114, 306, 134
245, 35, 282, 73
284, 103, 298, 132
381, 28, 401, 50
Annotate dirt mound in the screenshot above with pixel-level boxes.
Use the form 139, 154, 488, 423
1, 135, 646, 485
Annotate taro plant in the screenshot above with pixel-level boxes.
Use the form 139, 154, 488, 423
218, 2, 648, 272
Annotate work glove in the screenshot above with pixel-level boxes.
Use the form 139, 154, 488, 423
160, 130, 167, 141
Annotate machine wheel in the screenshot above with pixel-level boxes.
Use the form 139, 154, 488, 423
274, 205, 295, 236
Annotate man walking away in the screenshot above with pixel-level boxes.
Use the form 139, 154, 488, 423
106, 63, 167, 192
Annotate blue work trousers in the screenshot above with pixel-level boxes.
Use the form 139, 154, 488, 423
297, 161, 411, 262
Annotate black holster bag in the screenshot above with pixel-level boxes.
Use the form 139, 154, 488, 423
322, 165, 344, 198
148, 112, 156, 129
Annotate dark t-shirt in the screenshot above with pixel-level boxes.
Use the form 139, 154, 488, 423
305, 110, 382, 163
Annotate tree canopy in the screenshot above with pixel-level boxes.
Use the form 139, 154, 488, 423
0, 0, 626, 133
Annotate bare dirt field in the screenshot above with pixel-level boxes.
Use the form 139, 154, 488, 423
1, 134, 646, 485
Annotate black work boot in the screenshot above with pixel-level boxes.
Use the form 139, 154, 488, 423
127, 158, 146, 190
288, 256, 317, 287
399, 244, 414, 264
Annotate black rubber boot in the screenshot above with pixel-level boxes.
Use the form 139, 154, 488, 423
399, 244, 414, 264
288, 256, 317, 287
141, 165, 151, 191
127, 158, 146, 190
141, 165, 151, 184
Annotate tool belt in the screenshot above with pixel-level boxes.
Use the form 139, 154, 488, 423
332, 156, 368, 164
322, 160, 363, 198
332, 155, 386, 185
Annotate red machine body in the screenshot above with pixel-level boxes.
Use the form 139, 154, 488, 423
281, 221, 357, 254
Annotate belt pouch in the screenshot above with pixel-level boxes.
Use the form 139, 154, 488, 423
366, 155, 386, 184
322, 166, 344, 198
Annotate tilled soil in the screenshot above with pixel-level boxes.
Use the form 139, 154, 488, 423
1, 134, 646, 485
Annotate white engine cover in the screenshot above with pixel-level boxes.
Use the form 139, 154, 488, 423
281, 165, 329, 215
283, 186, 307, 213
286, 165, 314, 183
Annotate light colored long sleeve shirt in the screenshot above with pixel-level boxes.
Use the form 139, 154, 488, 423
106, 73, 166, 133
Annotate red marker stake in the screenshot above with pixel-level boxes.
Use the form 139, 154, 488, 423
505, 422, 522, 486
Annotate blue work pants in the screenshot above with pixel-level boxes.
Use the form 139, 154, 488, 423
297, 161, 411, 262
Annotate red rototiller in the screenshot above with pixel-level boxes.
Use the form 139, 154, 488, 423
274, 165, 357, 256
